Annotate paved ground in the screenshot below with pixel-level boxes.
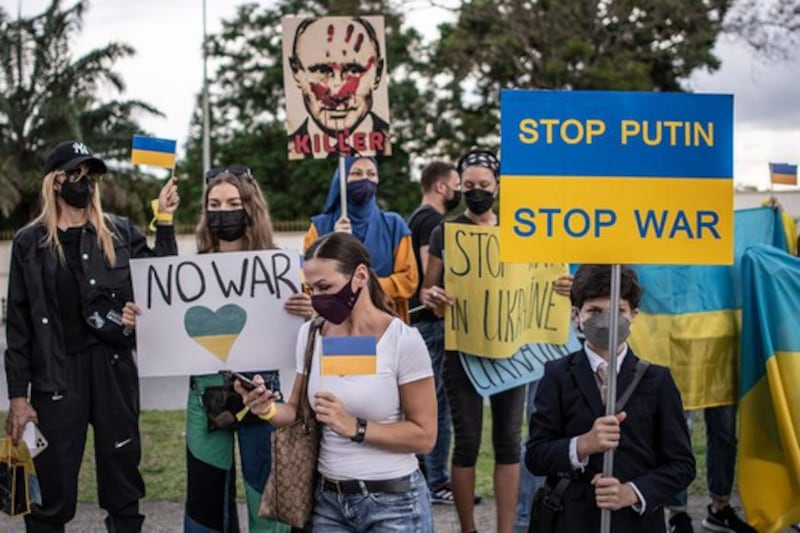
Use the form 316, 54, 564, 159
0, 494, 782, 532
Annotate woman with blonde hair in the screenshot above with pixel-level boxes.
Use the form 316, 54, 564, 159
4, 140, 179, 532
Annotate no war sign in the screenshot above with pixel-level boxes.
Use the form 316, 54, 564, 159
499, 90, 734, 265
130, 250, 304, 377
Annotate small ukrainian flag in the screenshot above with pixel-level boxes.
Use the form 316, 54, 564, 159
321, 336, 377, 376
769, 162, 797, 186
131, 135, 177, 169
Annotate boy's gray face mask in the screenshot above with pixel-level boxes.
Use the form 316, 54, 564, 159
580, 311, 631, 349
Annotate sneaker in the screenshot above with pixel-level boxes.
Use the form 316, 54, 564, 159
669, 511, 694, 533
429, 483, 482, 505
430, 483, 455, 505
701, 504, 756, 533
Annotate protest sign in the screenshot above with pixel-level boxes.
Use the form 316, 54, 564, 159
444, 223, 570, 358
282, 16, 391, 160
499, 90, 734, 265
460, 329, 583, 397
130, 250, 303, 377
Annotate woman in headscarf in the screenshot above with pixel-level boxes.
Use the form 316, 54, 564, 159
302, 156, 418, 322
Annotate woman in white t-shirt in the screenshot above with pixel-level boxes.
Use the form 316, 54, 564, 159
238, 231, 436, 532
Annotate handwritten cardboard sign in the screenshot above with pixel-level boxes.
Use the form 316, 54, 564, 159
444, 223, 570, 358
130, 250, 304, 377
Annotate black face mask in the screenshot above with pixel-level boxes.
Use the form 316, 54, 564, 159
445, 189, 462, 211
464, 189, 495, 215
207, 209, 248, 241
311, 275, 362, 325
347, 180, 377, 206
58, 179, 94, 208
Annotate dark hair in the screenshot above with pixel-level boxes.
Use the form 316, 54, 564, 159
304, 232, 395, 316
420, 161, 456, 193
570, 265, 643, 310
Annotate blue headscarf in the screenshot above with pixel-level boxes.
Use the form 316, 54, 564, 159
311, 156, 410, 277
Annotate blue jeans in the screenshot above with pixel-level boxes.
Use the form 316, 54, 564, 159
515, 380, 545, 533
414, 319, 451, 488
668, 404, 736, 511
312, 470, 434, 532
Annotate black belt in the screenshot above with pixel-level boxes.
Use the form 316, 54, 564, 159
321, 475, 412, 494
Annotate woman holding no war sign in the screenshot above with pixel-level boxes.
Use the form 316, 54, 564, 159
420, 149, 573, 533
123, 168, 312, 532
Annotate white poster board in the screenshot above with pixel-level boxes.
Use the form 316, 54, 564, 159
130, 250, 304, 378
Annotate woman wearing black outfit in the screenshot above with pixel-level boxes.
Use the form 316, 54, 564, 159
4, 140, 179, 532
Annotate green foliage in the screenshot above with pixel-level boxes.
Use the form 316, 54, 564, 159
428, 0, 733, 157
0, 0, 164, 231
54, 405, 707, 502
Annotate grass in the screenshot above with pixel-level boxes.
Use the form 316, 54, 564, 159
6, 407, 710, 502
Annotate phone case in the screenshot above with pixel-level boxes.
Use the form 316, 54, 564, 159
22, 422, 48, 458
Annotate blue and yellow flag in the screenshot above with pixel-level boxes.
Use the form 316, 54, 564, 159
769, 162, 798, 186
629, 207, 789, 409
131, 135, 177, 168
321, 336, 377, 376
738, 245, 800, 532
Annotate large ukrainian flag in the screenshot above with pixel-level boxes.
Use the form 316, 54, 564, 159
629, 207, 789, 409
738, 244, 800, 532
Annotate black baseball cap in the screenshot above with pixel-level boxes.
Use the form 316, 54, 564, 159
43, 140, 107, 176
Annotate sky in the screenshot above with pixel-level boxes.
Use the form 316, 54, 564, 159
6, 0, 800, 190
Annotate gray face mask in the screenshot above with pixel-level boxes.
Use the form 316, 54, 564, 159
580, 311, 631, 350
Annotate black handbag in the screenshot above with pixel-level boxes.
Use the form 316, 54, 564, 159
82, 285, 135, 349
197, 373, 264, 432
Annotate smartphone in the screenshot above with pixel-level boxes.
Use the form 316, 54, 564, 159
22, 422, 48, 458
230, 371, 258, 391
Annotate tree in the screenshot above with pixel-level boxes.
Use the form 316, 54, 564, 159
178, 0, 434, 225
723, 0, 800, 60
426, 0, 741, 157
0, 0, 163, 230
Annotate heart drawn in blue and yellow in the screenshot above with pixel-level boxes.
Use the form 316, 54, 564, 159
184, 304, 247, 362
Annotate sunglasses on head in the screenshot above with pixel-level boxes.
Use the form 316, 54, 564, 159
205, 166, 254, 184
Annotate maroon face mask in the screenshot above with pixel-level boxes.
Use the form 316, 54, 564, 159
311, 275, 362, 324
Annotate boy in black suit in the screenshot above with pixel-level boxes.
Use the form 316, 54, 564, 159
526, 264, 695, 532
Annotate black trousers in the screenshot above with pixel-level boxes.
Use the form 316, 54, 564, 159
26, 344, 145, 533
443, 350, 525, 467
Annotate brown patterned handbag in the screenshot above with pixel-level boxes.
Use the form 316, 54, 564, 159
259, 317, 323, 529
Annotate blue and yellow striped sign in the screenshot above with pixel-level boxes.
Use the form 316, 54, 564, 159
738, 245, 800, 532
131, 135, 177, 168
321, 336, 377, 376
499, 90, 734, 265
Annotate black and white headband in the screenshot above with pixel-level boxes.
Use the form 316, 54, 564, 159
457, 150, 500, 180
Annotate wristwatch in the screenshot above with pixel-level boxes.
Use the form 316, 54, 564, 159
351, 417, 367, 443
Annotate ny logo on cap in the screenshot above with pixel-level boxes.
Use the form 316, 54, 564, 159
72, 142, 90, 155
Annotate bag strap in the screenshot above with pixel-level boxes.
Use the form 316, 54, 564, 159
615, 360, 650, 413
298, 317, 324, 423
529, 477, 572, 533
